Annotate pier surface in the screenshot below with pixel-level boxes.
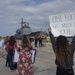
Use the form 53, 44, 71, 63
0, 43, 75, 75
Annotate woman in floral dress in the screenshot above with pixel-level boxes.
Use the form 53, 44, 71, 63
17, 35, 32, 75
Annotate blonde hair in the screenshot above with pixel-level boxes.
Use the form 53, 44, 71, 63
4, 36, 10, 45
21, 35, 30, 49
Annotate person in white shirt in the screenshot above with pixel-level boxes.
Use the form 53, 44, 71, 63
0, 36, 4, 57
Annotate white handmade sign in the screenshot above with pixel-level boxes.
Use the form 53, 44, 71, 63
49, 12, 75, 37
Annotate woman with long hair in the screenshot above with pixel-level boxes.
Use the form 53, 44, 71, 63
17, 35, 32, 75
48, 27, 75, 75
6, 36, 17, 70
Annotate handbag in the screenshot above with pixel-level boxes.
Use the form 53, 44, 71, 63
30, 49, 36, 64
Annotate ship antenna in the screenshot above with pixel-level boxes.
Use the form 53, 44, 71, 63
21, 18, 23, 27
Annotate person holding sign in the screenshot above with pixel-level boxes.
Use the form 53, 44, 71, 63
48, 27, 75, 75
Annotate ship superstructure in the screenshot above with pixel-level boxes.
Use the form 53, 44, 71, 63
16, 18, 32, 36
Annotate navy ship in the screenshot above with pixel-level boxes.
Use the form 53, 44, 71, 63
15, 18, 32, 38
15, 18, 48, 41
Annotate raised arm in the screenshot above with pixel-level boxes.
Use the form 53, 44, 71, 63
48, 27, 56, 51
70, 36, 75, 52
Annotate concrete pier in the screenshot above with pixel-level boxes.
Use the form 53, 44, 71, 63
0, 43, 75, 75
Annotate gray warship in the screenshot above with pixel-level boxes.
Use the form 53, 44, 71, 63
15, 18, 32, 38
15, 18, 48, 40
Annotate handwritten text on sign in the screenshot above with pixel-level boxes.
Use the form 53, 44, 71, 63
49, 12, 75, 37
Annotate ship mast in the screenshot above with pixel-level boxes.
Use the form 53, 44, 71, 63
21, 18, 23, 28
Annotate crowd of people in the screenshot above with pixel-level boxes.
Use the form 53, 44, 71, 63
0, 35, 34, 75
0, 26, 75, 75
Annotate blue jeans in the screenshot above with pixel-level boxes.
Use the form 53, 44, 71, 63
5, 54, 9, 67
8, 53, 15, 70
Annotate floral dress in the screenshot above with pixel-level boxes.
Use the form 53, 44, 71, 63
17, 47, 32, 75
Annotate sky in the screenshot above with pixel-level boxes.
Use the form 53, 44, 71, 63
0, 0, 75, 36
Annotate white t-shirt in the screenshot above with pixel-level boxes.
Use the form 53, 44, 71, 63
0, 39, 4, 48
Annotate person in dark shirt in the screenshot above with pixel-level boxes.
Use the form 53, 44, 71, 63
34, 35, 38, 47
6, 36, 17, 70
48, 27, 75, 75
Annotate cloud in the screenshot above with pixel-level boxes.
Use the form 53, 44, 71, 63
0, 0, 75, 36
